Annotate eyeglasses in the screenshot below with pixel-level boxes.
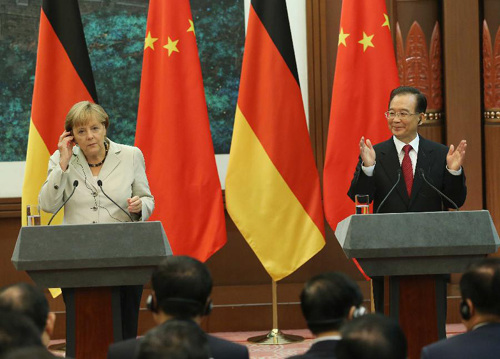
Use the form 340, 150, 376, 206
384, 111, 420, 120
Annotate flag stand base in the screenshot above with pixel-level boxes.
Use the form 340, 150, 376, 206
247, 328, 303, 344
246, 280, 304, 345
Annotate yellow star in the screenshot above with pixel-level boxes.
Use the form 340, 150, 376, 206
358, 32, 374, 52
144, 31, 158, 50
163, 37, 180, 56
382, 14, 390, 30
338, 27, 350, 47
187, 19, 195, 35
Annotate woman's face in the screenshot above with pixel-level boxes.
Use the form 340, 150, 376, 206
73, 117, 107, 159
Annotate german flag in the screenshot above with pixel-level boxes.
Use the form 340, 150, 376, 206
226, 0, 325, 281
22, 0, 97, 225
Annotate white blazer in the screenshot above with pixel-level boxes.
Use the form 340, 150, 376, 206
39, 139, 154, 224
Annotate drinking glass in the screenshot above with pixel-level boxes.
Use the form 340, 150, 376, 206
355, 195, 369, 215
27, 205, 41, 226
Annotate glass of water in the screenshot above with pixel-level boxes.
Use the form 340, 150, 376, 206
27, 205, 41, 226
355, 195, 369, 214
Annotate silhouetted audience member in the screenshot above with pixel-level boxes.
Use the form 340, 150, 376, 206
108, 255, 249, 359
335, 314, 407, 359
137, 319, 209, 359
288, 272, 365, 359
421, 258, 500, 359
3, 347, 57, 359
0, 283, 56, 346
0, 310, 43, 357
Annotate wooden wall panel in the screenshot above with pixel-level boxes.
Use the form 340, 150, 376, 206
483, 0, 500, 244
443, 0, 483, 210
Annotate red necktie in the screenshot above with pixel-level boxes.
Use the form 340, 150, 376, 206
402, 144, 413, 197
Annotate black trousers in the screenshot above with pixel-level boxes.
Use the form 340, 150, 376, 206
62, 285, 143, 341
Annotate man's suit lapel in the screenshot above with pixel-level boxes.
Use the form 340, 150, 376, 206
410, 136, 434, 207
377, 138, 409, 206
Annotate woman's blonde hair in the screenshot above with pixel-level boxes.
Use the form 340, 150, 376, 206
64, 101, 109, 132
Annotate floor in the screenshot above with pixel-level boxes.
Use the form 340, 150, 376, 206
49, 324, 467, 358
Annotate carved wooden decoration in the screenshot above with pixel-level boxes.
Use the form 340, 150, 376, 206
483, 20, 500, 112
396, 21, 443, 132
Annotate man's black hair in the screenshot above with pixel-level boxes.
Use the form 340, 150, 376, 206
336, 314, 407, 359
0, 283, 49, 334
137, 319, 209, 359
0, 310, 43, 357
460, 258, 500, 316
388, 86, 427, 114
300, 272, 363, 335
151, 256, 212, 319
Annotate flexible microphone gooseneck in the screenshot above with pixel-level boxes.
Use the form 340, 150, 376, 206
97, 180, 134, 222
375, 170, 402, 214
47, 180, 79, 225
419, 168, 459, 210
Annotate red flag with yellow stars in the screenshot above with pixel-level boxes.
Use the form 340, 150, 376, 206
323, 0, 399, 229
226, 0, 325, 281
135, 0, 226, 262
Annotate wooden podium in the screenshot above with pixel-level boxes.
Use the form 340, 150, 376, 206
12, 221, 171, 359
335, 210, 500, 359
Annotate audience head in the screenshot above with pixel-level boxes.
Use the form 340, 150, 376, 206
137, 319, 209, 359
336, 314, 407, 359
459, 258, 500, 330
0, 283, 55, 346
149, 256, 213, 322
0, 310, 44, 358
300, 272, 364, 336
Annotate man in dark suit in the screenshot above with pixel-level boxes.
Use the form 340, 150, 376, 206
347, 86, 467, 334
108, 256, 249, 359
421, 258, 500, 359
287, 272, 366, 359
348, 86, 467, 213
336, 314, 407, 359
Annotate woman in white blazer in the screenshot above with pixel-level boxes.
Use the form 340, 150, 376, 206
38, 101, 155, 340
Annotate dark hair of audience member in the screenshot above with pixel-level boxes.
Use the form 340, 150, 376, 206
151, 256, 212, 319
300, 272, 363, 335
0, 283, 49, 334
460, 258, 500, 316
388, 86, 427, 113
0, 310, 43, 357
137, 319, 210, 359
336, 314, 407, 359
3, 347, 57, 359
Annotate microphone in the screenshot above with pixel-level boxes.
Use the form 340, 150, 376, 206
48, 180, 79, 225
375, 170, 401, 214
97, 180, 134, 222
418, 169, 459, 210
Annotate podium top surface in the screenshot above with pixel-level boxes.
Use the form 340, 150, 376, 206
12, 221, 171, 271
335, 210, 500, 259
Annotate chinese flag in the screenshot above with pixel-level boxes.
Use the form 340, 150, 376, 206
135, 0, 226, 262
323, 0, 399, 229
22, 0, 98, 226
226, 0, 325, 281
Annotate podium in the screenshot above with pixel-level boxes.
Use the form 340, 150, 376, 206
11, 221, 171, 359
335, 210, 500, 359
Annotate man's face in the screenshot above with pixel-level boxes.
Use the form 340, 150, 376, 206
387, 93, 422, 144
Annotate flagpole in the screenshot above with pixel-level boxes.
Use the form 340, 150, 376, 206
247, 279, 303, 345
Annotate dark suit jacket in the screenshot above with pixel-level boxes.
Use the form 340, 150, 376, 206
287, 339, 339, 359
421, 323, 500, 359
107, 333, 249, 359
348, 136, 466, 213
